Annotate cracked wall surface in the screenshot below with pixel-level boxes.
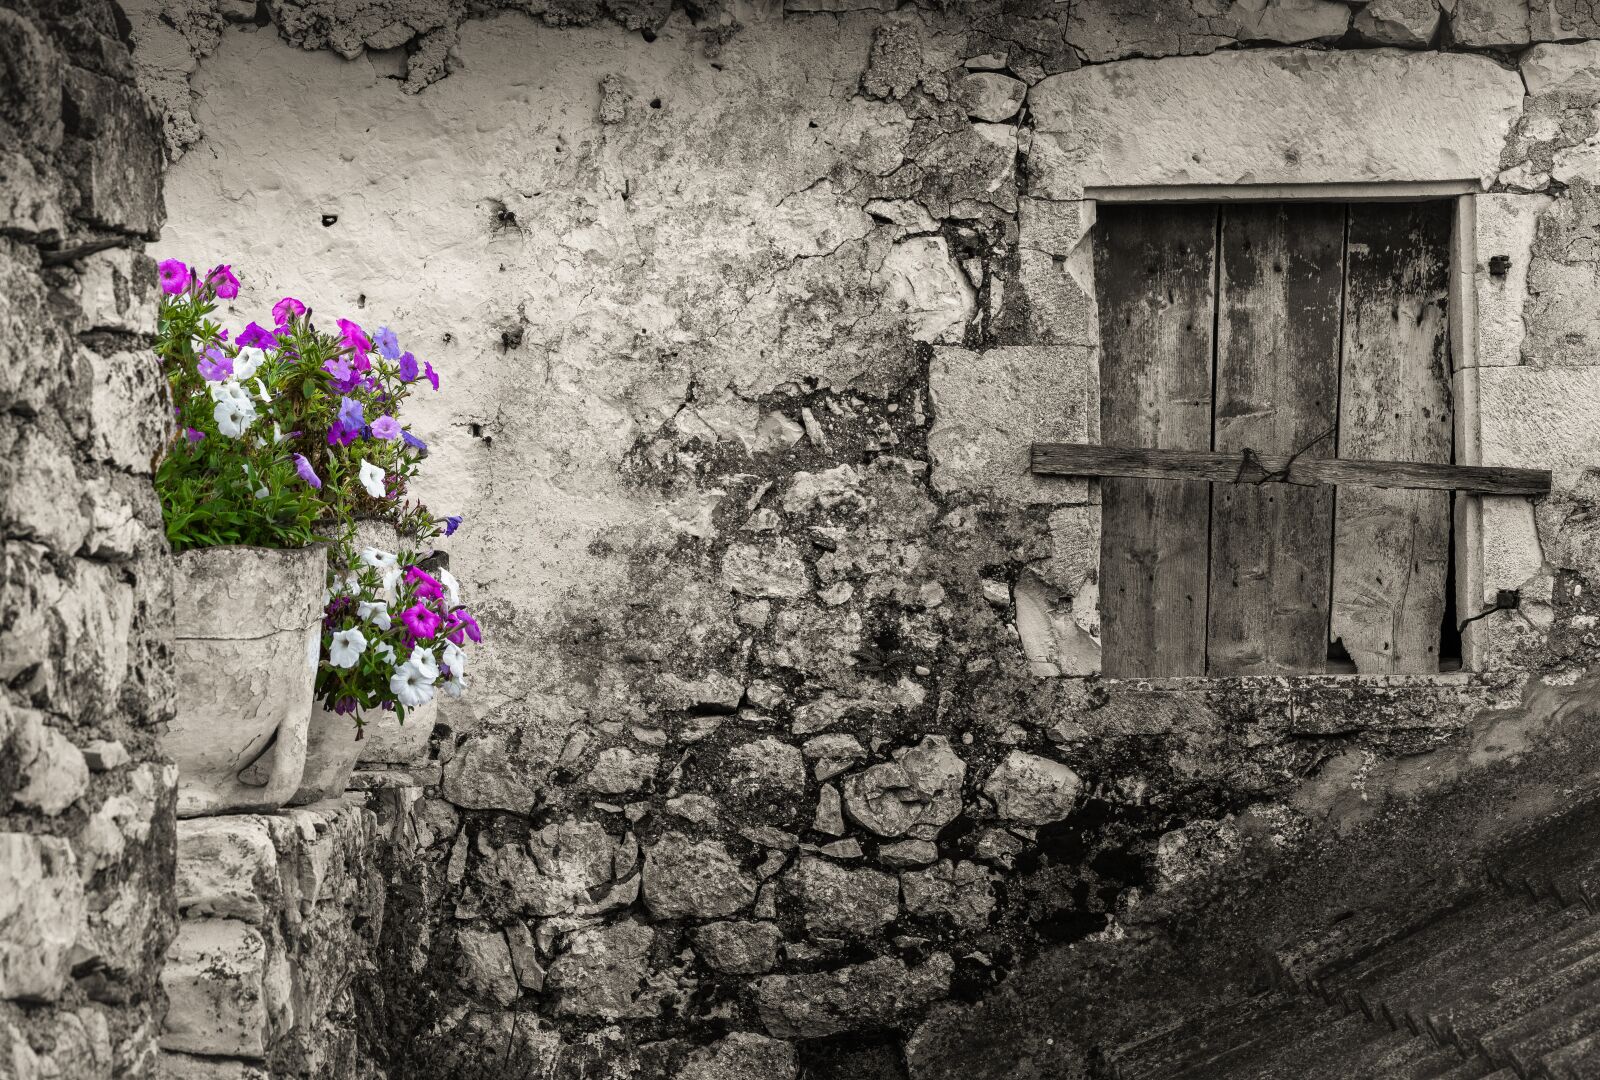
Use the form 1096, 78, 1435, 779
2, 1, 177, 1077
132, 0, 1600, 1077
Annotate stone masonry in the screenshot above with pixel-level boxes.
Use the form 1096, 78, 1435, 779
9, 0, 1600, 1078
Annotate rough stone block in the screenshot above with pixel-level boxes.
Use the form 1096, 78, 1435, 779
679, 1032, 799, 1080
1448, 0, 1531, 45
785, 857, 899, 938
0, 10, 63, 150
545, 919, 654, 1019
9, 709, 90, 815
160, 919, 288, 1058
1473, 194, 1551, 368
1065, 0, 1352, 62
0, 240, 68, 416
0, 429, 89, 556
1479, 366, 1600, 470
175, 818, 277, 923
0, 833, 84, 1001
159, 1052, 271, 1079
1481, 495, 1546, 603
755, 954, 953, 1038
1354, 0, 1443, 46
929, 345, 1093, 504
1533, 0, 1600, 40
1028, 49, 1522, 195
76, 249, 158, 334
456, 928, 519, 1006
86, 347, 171, 474
0, 151, 64, 238
63, 68, 164, 236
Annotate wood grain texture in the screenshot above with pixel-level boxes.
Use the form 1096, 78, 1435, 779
1095, 204, 1217, 677
1331, 202, 1454, 674
1030, 444, 1547, 496
1207, 203, 1345, 675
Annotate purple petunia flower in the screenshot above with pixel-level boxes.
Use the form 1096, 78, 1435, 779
272, 297, 306, 326
424, 361, 440, 391
197, 347, 233, 382
444, 515, 462, 536
337, 319, 371, 358
400, 602, 442, 640
370, 415, 402, 441
402, 430, 428, 453
326, 424, 357, 448
322, 356, 354, 382
397, 351, 419, 382
338, 396, 365, 430
293, 453, 322, 489
374, 326, 401, 360
207, 265, 240, 300
185, 427, 204, 443
158, 259, 190, 296
236, 322, 278, 349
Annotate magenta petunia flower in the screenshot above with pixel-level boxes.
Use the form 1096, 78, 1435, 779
293, 453, 322, 489
197, 347, 233, 382
405, 566, 444, 601
370, 415, 402, 441
397, 351, 419, 382
236, 322, 278, 349
272, 297, 305, 326
424, 361, 440, 391
400, 602, 442, 639
446, 608, 481, 645
206, 265, 240, 300
158, 259, 190, 296
337, 319, 371, 358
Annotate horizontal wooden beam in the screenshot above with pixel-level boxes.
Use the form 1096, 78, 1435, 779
1031, 443, 1551, 496
1085, 181, 1479, 204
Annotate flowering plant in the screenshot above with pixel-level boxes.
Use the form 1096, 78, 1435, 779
319, 544, 481, 725
154, 259, 480, 722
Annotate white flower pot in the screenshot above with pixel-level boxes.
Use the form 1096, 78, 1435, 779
355, 698, 438, 766
291, 701, 364, 805
163, 544, 326, 818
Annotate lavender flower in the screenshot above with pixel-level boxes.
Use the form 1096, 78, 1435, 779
197, 348, 234, 382
370, 415, 402, 441
375, 326, 401, 360
293, 453, 322, 489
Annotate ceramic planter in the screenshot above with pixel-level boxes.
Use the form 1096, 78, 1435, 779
164, 544, 326, 818
354, 698, 438, 766
291, 702, 364, 805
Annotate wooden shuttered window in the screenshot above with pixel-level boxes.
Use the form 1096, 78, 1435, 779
1093, 201, 1455, 677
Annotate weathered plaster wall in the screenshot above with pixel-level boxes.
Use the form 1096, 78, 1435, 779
1, 1, 176, 1077
142, 1, 1600, 1077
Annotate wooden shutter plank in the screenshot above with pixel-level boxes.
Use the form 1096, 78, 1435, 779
1096, 205, 1217, 677
1330, 202, 1454, 673
1030, 444, 1547, 496
1207, 203, 1345, 676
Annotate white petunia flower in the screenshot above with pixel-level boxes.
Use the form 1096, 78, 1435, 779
381, 566, 403, 602
441, 674, 468, 699
438, 567, 462, 609
374, 641, 396, 666
390, 661, 435, 708
441, 640, 466, 677
252, 377, 271, 403
409, 646, 440, 681
328, 627, 367, 669
358, 459, 387, 499
232, 347, 266, 381
213, 395, 256, 438
208, 379, 251, 406
360, 547, 398, 571
357, 600, 391, 631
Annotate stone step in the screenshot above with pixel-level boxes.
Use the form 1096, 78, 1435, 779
1222, 1012, 1415, 1080
1491, 998, 1600, 1075
1537, 1024, 1600, 1079
1416, 922, 1600, 1046
1489, 795, 1600, 910
1318, 896, 1556, 1019
1368, 905, 1593, 1033
1269, 876, 1476, 993
1106, 993, 1327, 1080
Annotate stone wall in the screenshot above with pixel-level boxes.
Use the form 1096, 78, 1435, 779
1, 1, 176, 1077
132, 1, 1600, 1078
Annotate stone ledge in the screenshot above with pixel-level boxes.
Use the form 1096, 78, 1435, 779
1028, 49, 1523, 198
